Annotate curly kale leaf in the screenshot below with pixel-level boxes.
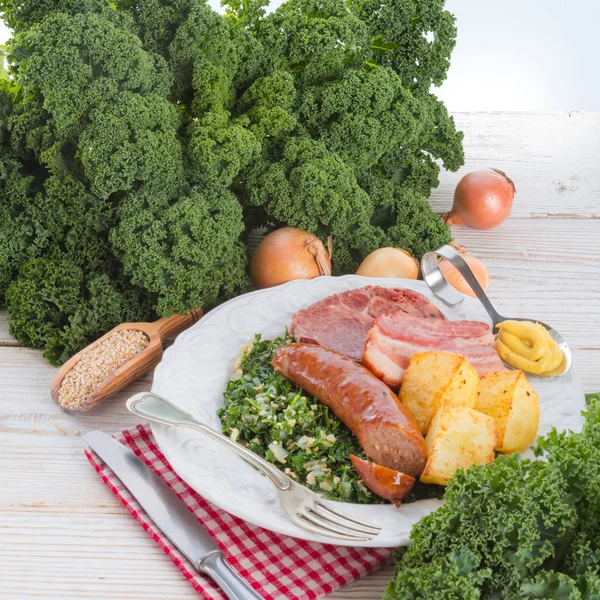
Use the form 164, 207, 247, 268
362, 176, 452, 259
78, 92, 183, 199
0, 173, 114, 302
258, 0, 370, 86
238, 70, 298, 140
565, 532, 600, 580
187, 110, 261, 188
0, 164, 39, 303
298, 67, 422, 176
11, 11, 171, 141
7, 10, 184, 199
384, 551, 489, 600
7, 252, 153, 365
222, 0, 269, 32
516, 571, 600, 600
115, 0, 195, 57
534, 397, 600, 578
245, 137, 374, 270
388, 396, 600, 599
0, 0, 464, 363
350, 0, 458, 92
111, 186, 249, 315
170, 2, 241, 110
0, 0, 133, 33
394, 454, 578, 599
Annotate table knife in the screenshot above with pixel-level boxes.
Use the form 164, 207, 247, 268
84, 430, 264, 600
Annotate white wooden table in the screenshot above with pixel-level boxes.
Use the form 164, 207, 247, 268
2, 112, 599, 600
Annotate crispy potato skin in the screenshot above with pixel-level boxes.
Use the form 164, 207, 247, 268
476, 370, 540, 453
394, 353, 538, 487
350, 455, 415, 506
420, 406, 497, 486
399, 351, 478, 435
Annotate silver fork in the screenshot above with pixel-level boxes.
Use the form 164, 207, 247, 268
126, 392, 381, 543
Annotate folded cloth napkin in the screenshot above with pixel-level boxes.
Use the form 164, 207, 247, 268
85, 424, 393, 600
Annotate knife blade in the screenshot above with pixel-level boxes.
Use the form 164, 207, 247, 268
84, 430, 264, 600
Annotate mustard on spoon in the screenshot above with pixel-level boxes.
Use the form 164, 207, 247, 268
421, 244, 572, 378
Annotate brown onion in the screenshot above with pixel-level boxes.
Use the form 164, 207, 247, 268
446, 169, 516, 229
250, 227, 331, 289
439, 252, 490, 297
356, 248, 419, 279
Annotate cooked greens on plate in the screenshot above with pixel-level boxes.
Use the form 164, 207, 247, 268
218, 333, 443, 505
218, 334, 380, 504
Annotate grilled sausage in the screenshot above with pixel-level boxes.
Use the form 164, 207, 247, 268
350, 455, 415, 505
272, 343, 427, 477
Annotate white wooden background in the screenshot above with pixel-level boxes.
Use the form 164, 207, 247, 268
1, 112, 599, 600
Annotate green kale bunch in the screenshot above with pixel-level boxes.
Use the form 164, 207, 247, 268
385, 393, 600, 600
0, 0, 462, 364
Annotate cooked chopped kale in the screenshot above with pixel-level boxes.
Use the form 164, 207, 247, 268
218, 333, 443, 505
218, 334, 378, 503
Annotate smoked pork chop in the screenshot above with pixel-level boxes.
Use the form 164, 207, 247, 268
363, 312, 505, 388
289, 286, 444, 363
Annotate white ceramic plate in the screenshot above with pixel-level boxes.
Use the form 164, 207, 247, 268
151, 276, 585, 547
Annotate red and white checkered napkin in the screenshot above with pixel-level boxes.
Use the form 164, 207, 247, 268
85, 424, 392, 600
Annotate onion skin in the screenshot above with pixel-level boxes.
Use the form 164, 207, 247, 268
251, 227, 331, 289
356, 248, 419, 279
446, 169, 516, 229
439, 253, 490, 298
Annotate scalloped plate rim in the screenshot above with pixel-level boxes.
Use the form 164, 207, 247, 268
150, 275, 585, 547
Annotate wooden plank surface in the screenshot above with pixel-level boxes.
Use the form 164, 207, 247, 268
453, 219, 600, 348
3, 220, 599, 348
1, 111, 600, 600
429, 112, 600, 217
0, 311, 16, 345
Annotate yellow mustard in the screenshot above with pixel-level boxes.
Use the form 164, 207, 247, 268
496, 320, 565, 376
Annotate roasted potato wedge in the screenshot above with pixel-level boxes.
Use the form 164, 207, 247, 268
476, 370, 540, 453
399, 351, 478, 435
420, 406, 497, 486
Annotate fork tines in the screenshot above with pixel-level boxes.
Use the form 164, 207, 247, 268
296, 501, 382, 542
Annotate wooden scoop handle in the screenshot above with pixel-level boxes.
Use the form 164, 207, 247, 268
50, 307, 203, 414
149, 307, 204, 341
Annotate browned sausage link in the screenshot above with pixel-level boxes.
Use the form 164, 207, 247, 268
272, 343, 427, 477
350, 455, 415, 506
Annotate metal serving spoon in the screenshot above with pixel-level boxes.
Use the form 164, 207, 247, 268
421, 244, 572, 378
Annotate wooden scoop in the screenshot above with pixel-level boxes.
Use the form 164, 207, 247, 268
50, 309, 203, 414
